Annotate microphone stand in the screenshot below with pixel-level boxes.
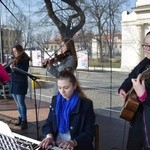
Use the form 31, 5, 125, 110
30, 75, 40, 140
13, 67, 40, 140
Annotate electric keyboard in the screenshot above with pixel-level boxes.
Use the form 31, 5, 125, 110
13, 133, 63, 150
13, 132, 40, 150
0, 121, 62, 150
0, 132, 63, 150
0, 132, 37, 150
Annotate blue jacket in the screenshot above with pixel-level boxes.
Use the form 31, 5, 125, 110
42, 96, 96, 150
9, 57, 29, 95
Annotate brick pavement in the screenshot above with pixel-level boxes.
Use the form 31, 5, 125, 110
0, 96, 129, 150
0, 69, 130, 149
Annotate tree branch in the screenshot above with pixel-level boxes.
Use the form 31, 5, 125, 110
44, 0, 85, 38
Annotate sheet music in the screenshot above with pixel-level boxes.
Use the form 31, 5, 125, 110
0, 121, 14, 138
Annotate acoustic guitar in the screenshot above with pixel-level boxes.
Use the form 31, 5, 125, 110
120, 68, 150, 121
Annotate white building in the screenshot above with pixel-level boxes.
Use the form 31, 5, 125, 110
121, 0, 150, 71
91, 34, 122, 59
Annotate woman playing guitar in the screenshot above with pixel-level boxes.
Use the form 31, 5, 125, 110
119, 31, 150, 150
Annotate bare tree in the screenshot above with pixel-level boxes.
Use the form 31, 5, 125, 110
85, 0, 129, 61
43, 0, 85, 39
0, 0, 34, 49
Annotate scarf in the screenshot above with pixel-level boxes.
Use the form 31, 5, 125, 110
56, 91, 79, 133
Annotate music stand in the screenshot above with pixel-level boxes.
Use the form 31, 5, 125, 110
13, 67, 40, 140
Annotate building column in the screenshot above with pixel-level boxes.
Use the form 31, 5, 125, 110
136, 24, 144, 59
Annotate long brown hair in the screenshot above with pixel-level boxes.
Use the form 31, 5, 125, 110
57, 70, 87, 98
13, 45, 31, 64
61, 38, 78, 68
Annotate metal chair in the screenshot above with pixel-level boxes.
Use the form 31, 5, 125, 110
94, 124, 100, 150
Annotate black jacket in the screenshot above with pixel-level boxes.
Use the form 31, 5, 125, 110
118, 57, 150, 115
9, 57, 29, 95
118, 57, 150, 93
42, 96, 96, 150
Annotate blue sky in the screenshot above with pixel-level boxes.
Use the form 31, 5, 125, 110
123, 0, 136, 11
0, 0, 41, 24
0, 0, 137, 38
1, 0, 137, 24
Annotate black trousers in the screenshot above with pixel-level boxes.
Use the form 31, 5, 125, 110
126, 111, 146, 150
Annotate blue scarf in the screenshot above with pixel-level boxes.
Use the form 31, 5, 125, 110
56, 91, 79, 133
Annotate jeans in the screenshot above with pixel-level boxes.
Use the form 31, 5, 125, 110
12, 94, 27, 121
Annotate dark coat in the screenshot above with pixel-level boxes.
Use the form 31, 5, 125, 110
9, 57, 29, 95
42, 96, 96, 150
118, 57, 150, 93
118, 57, 150, 110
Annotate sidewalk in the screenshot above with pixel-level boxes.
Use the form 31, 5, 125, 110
0, 96, 129, 150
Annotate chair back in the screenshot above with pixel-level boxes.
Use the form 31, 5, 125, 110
0, 64, 10, 84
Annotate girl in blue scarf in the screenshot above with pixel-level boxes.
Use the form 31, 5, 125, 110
39, 70, 95, 150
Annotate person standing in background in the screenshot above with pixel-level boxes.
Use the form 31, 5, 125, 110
119, 31, 150, 149
45, 38, 78, 76
10, 45, 31, 130
39, 70, 95, 150
43, 38, 78, 94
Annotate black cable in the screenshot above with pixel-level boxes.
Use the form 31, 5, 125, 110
111, 148, 120, 150
0, 0, 73, 59
34, 80, 42, 117
0, 0, 21, 24
0, 0, 48, 55
31, 79, 40, 140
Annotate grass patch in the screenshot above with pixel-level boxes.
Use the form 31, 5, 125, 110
89, 58, 121, 68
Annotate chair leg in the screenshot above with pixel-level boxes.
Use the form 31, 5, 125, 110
95, 124, 100, 150
2, 85, 6, 99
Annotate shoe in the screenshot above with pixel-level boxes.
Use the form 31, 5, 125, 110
15, 117, 22, 126
21, 120, 28, 130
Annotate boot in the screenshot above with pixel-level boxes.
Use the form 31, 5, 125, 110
15, 117, 22, 126
21, 120, 28, 130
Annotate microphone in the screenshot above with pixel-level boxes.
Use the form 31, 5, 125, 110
13, 67, 40, 80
